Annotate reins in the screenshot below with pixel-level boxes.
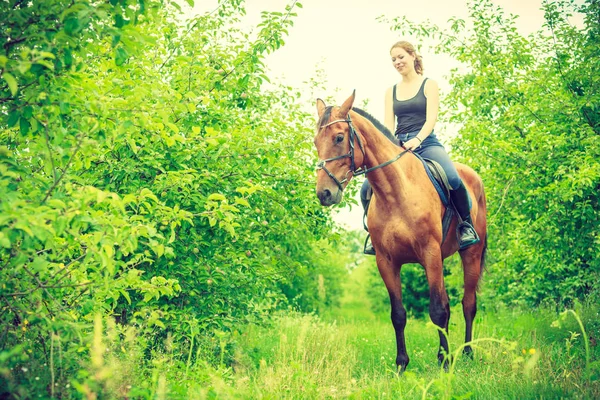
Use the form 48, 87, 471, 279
316, 114, 409, 191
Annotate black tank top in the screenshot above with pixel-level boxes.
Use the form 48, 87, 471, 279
393, 78, 428, 136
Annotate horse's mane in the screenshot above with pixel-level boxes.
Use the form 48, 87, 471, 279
351, 107, 397, 144
317, 105, 398, 145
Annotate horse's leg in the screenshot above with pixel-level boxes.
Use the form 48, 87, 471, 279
377, 259, 409, 371
460, 240, 485, 358
423, 250, 451, 368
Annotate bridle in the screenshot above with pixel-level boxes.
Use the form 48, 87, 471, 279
315, 113, 409, 191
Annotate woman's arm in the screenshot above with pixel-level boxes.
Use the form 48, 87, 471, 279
384, 86, 395, 133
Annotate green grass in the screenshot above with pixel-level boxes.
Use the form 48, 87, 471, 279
7, 262, 597, 399
217, 262, 599, 399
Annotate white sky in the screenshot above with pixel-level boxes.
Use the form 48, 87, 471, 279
189, 0, 557, 230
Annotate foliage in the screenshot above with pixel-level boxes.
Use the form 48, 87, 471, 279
385, 0, 600, 307
0, 0, 353, 396
3, 262, 595, 399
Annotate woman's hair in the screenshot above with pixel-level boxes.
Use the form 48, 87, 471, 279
390, 41, 424, 75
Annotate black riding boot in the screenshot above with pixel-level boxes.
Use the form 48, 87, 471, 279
450, 183, 480, 250
362, 200, 376, 255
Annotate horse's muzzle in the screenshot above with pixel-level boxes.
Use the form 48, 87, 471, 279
316, 186, 342, 206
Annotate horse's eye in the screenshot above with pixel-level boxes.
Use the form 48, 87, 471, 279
335, 134, 344, 144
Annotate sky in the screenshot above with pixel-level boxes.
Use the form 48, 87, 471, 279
188, 0, 555, 230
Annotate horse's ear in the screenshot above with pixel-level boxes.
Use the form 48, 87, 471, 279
316, 98, 327, 118
339, 90, 356, 116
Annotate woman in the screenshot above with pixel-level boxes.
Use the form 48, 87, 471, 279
361, 40, 479, 254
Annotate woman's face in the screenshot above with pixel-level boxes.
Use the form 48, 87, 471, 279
390, 47, 414, 75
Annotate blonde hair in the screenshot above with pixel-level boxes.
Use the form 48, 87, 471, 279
390, 41, 424, 75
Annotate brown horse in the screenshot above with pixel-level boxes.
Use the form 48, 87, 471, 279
314, 92, 487, 371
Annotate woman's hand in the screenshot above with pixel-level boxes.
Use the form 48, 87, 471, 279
403, 137, 422, 151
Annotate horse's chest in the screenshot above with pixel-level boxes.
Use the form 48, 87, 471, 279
371, 214, 435, 260
373, 220, 414, 248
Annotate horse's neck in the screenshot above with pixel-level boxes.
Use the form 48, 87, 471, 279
356, 120, 419, 204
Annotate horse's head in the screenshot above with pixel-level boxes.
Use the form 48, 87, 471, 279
313, 91, 364, 206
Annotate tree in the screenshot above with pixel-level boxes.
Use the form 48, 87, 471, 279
0, 0, 350, 395
386, 0, 599, 306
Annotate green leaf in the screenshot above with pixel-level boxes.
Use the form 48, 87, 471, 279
120, 290, 131, 305
63, 48, 73, 67
39, 52, 55, 60
153, 243, 164, 257
103, 243, 114, 259
0, 232, 11, 249
166, 122, 179, 133
208, 193, 226, 201
7, 110, 19, 127
59, 102, 70, 114
115, 47, 128, 66
115, 14, 125, 28
22, 106, 33, 119
64, 18, 79, 35
19, 117, 30, 135
2, 72, 17, 96
235, 198, 250, 207
29, 257, 47, 273
34, 60, 54, 70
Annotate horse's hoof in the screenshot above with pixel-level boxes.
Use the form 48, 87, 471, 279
395, 356, 409, 374
394, 365, 408, 377
438, 354, 452, 371
463, 346, 474, 360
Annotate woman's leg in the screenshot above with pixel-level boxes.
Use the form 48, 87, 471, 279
415, 144, 462, 189
360, 179, 371, 211
415, 144, 480, 250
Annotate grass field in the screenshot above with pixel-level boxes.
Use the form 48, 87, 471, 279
170, 262, 599, 399
9, 262, 597, 399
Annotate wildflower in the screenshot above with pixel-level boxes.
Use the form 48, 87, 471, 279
529, 348, 536, 355
21, 367, 28, 372
522, 349, 526, 355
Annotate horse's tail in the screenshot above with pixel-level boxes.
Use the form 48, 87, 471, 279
480, 233, 488, 274
476, 232, 487, 292
477, 184, 488, 290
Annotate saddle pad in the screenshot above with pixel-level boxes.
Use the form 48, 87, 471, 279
420, 157, 451, 206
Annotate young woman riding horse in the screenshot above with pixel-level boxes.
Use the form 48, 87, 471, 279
361, 40, 479, 255
313, 42, 487, 371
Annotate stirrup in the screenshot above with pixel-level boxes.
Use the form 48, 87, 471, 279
457, 221, 480, 250
363, 234, 376, 255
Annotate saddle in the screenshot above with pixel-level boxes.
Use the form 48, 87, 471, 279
418, 155, 455, 244
363, 153, 460, 252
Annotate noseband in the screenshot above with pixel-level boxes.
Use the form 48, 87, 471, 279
316, 114, 409, 191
